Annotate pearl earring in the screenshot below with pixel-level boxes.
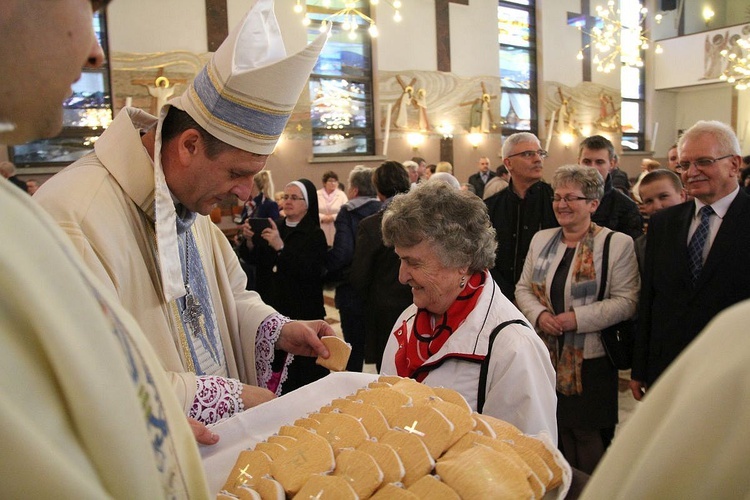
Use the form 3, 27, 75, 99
460, 275, 466, 288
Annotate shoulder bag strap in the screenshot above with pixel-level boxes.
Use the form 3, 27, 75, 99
477, 319, 530, 413
597, 231, 614, 301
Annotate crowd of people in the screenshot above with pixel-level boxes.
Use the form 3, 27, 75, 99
3, 0, 750, 497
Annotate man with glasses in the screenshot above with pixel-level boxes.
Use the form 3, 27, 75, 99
631, 120, 750, 400
485, 132, 558, 302
578, 135, 643, 239
468, 156, 495, 198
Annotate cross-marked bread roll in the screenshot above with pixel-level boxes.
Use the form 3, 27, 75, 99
316, 336, 352, 372
386, 405, 454, 459
221, 449, 271, 495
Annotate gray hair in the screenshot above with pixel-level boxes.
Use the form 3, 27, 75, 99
402, 160, 418, 172
427, 172, 461, 189
553, 164, 604, 201
348, 165, 376, 197
678, 120, 741, 157
382, 181, 497, 273
502, 132, 540, 159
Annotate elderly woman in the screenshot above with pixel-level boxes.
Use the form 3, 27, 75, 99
318, 170, 348, 247
515, 165, 640, 474
379, 181, 557, 440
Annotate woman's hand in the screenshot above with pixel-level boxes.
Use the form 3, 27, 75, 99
261, 219, 283, 251
555, 311, 578, 333
537, 311, 564, 336
240, 220, 254, 249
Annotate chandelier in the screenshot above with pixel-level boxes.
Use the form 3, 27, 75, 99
719, 34, 750, 91
294, 1, 403, 39
574, 0, 662, 74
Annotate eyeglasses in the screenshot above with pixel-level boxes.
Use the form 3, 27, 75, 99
506, 149, 548, 160
676, 154, 733, 172
282, 194, 305, 201
552, 195, 592, 204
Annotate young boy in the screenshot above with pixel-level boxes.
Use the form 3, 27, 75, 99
635, 169, 687, 270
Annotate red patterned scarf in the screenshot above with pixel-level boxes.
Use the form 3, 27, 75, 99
394, 272, 485, 381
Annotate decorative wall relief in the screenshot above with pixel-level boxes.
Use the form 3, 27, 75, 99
110, 51, 209, 116
378, 70, 501, 135
544, 82, 621, 148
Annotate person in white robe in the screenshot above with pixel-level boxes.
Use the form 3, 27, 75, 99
35, 0, 333, 424
1, 0, 208, 496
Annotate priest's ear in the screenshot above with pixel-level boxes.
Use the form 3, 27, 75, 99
175, 128, 204, 164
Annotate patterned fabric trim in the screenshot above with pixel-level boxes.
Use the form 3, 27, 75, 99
188, 375, 245, 425
256, 313, 292, 396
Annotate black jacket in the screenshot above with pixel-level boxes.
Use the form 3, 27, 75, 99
468, 171, 496, 198
592, 175, 643, 239
349, 204, 414, 366
485, 179, 558, 301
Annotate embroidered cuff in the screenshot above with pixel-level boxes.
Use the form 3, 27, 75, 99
188, 375, 244, 425
256, 313, 293, 395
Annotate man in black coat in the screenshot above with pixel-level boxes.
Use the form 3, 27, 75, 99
467, 156, 495, 198
485, 132, 558, 302
631, 120, 750, 400
350, 161, 413, 371
325, 166, 382, 371
578, 135, 643, 239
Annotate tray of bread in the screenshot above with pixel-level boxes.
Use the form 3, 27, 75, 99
202, 372, 570, 499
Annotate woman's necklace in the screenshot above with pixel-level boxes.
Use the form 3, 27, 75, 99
182, 237, 204, 335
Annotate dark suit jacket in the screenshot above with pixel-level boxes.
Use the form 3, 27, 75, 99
349, 208, 413, 367
468, 171, 496, 198
633, 190, 750, 386
592, 175, 643, 239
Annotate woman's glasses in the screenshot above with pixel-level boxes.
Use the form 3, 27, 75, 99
282, 194, 305, 201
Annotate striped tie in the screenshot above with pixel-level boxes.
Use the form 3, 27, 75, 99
687, 205, 714, 283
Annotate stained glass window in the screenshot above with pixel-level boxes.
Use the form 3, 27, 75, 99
306, 1, 375, 157
498, 1, 537, 137
620, 0, 645, 151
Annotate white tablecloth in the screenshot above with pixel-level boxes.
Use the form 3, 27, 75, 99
200, 372, 378, 496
